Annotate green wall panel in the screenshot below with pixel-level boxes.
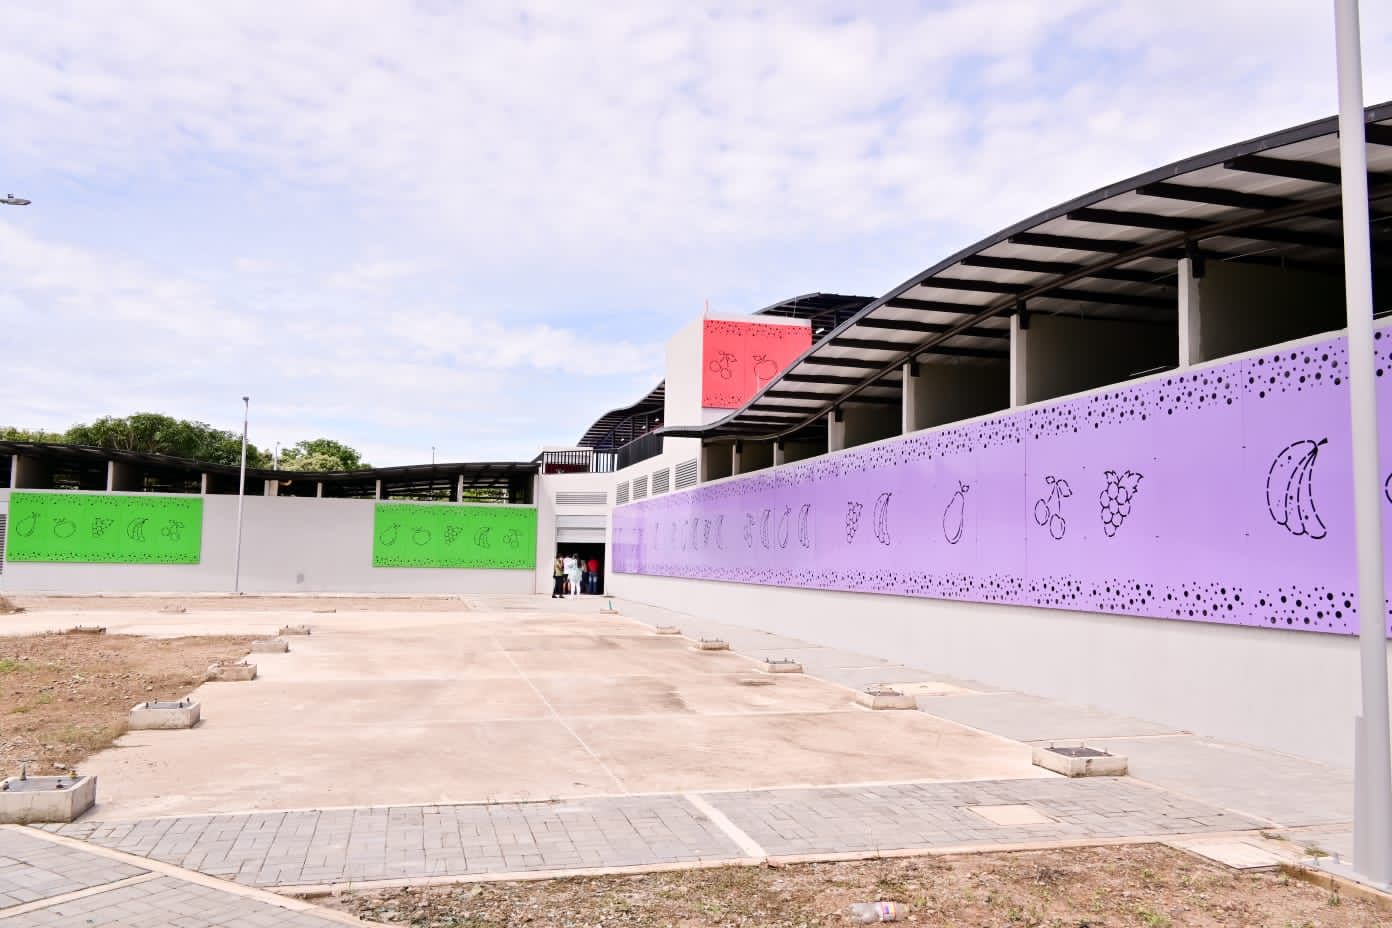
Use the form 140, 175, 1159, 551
6, 492, 203, 564
373, 503, 536, 569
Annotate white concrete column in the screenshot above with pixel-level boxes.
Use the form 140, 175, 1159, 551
264, 478, 278, 497
316, 481, 324, 498
1178, 257, 1202, 367
9, 454, 17, 488
374, 479, 383, 500
1010, 312, 1029, 407
200, 473, 209, 495
106, 460, 116, 492
730, 443, 742, 476
827, 411, 846, 452
901, 362, 919, 434
773, 440, 786, 467
457, 474, 466, 501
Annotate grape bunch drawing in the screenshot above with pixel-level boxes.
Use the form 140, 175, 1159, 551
443, 525, 463, 545
1098, 470, 1143, 537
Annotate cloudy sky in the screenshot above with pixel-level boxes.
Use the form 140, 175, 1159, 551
2, 1, 1391, 465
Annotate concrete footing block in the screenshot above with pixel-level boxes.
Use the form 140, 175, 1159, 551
129, 698, 201, 730
854, 685, 917, 710
158, 604, 187, 614
697, 638, 730, 651
207, 661, 257, 682
65, 625, 106, 635
1032, 744, 1128, 777
654, 625, 682, 635
279, 624, 312, 636
251, 638, 289, 653
761, 658, 803, 674
0, 775, 96, 824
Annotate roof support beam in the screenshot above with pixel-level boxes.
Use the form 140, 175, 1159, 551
883, 296, 984, 313
799, 356, 889, 369
1224, 153, 1392, 186
857, 316, 1002, 333
911, 277, 1025, 295
782, 373, 878, 386
1007, 231, 1140, 254
959, 254, 1169, 285
1136, 181, 1298, 211
1067, 207, 1206, 232
918, 345, 1009, 360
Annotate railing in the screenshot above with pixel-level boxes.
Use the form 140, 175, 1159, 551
538, 450, 617, 474
616, 431, 664, 471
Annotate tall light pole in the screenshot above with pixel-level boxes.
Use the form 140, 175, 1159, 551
233, 397, 249, 594
1334, 0, 1392, 888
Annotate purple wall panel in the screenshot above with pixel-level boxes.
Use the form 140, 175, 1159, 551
612, 331, 1392, 636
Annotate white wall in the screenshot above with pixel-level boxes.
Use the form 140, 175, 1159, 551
612, 572, 1380, 770
0, 491, 533, 594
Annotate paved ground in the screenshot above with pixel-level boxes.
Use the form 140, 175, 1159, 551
40, 777, 1260, 891
0, 827, 364, 927
1, 595, 1043, 819
0, 591, 1361, 900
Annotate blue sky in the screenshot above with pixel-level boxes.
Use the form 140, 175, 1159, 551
2, 1, 1391, 465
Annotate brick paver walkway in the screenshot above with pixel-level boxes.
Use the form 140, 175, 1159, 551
47, 794, 744, 888
0, 828, 146, 910
44, 778, 1262, 890
703, 777, 1261, 856
6, 875, 351, 927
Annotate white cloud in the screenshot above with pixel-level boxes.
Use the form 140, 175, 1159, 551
1, 1, 1389, 460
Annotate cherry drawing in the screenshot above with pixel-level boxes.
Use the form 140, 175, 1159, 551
1033, 475, 1071, 541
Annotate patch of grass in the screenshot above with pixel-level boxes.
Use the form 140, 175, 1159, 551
1136, 906, 1172, 927
0, 658, 31, 674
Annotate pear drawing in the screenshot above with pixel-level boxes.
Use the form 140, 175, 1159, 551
942, 482, 969, 545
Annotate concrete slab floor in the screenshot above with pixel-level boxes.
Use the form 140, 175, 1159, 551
34, 596, 1049, 820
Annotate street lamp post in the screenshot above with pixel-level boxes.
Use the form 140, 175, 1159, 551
1333, 0, 1392, 888
233, 397, 250, 594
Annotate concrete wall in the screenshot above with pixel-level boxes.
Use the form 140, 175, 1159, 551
0, 490, 533, 594
842, 401, 901, 448
1025, 314, 1177, 404
611, 571, 1378, 770
1197, 261, 1346, 363
908, 360, 1010, 431
534, 470, 612, 594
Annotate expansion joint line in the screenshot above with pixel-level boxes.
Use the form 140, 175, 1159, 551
494, 638, 629, 794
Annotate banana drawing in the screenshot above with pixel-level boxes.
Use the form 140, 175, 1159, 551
797, 503, 812, 548
777, 507, 791, 548
126, 517, 149, 542
715, 515, 725, 549
942, 482, 969, 545
1266, 438, 1328, 540
702, 519, 712, 548
471, 526, 489, 547
15, 512, 38, 537
379, 523, 400, 546
689, 517, 700, 551
744, 513, 756, 548
759, 508, 773, 549
872, 492, 893, 546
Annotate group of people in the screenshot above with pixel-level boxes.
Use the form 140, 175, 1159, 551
551, 553, 600, 597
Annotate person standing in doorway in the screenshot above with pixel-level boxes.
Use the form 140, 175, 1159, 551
552, 556, 566, 598
567, 553, 583, 598
586, 556, 600, 594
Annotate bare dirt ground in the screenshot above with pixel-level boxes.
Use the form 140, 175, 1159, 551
0, 632, 255, 776
3, 594, 476, 613
330, 845, 1390, 928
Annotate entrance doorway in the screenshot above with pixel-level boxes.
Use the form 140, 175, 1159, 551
556, 542, 605, 595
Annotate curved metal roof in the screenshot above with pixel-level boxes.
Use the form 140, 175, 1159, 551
576, 292, 875, 449
664, 101, 1392, 442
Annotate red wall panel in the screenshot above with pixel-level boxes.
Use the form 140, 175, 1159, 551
701, 320, 812, 409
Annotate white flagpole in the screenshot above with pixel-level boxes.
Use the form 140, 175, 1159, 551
1333, 0, 1392, 887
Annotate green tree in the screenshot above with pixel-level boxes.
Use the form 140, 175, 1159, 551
279, 438, 369, 472
63, 413, 270, 467
0, 426, 65, 443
